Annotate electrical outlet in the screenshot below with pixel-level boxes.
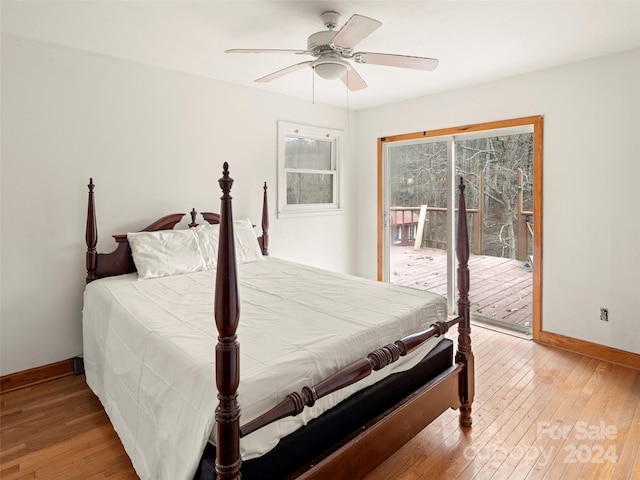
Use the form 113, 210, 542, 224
600, 307, 609, 322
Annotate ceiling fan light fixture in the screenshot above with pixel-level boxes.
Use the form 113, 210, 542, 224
312, 57, 349, 80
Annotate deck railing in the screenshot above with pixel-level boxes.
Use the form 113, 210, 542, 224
391, 169, 534, 261
391, 206, 480, 252
391, 205, 532, 261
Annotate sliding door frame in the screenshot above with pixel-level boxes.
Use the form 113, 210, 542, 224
377, 115, 544, 339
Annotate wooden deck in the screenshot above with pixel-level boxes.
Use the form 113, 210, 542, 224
390, 246, 533, 331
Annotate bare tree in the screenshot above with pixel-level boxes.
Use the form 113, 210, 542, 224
389, 133, 533, 258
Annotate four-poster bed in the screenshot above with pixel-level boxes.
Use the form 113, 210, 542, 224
82, 162, 474, 480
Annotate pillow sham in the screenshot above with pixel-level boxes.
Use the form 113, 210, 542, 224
194, 219, 264, 267
127, 229, 205, 279
194, 224, 219, 270
233, 218, 265, 263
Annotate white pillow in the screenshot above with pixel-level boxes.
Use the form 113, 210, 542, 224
194, 219, 263, 267
233, 218, 265, 263
194, 224, 220, 270
127, 229, 205, 279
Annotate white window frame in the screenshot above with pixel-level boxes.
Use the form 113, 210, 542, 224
277, 121, 343, 217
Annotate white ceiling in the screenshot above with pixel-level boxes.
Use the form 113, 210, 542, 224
2, 1, 639, 110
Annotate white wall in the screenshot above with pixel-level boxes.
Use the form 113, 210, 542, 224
0, 34, 357, 376
2, 35, 638, 377
354, 48, 640, 355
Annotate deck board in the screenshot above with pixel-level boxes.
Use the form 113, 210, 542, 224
390, 246, 533, 329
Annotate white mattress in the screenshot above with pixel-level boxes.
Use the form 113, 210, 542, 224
82, 257, 447, 480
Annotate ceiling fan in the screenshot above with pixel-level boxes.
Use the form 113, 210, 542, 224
226, 11, 439, 91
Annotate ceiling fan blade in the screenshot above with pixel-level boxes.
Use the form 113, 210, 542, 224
255, 61, 312, 83
341, 67, 367, 91
354, 52, 439, 71
330, 14, 382, 50
226, 48, 308, 55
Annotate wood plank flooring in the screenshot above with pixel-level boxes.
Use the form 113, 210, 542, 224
1, 326, 638, 480
391, 246, 533, 328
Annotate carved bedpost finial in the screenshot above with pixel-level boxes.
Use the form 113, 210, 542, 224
189, 208, 198, 228
218, 162, 233, 204
219, 162, 233, 193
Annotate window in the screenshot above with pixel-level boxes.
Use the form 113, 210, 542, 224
408, 223, 417, 240
278, 121, 343, 217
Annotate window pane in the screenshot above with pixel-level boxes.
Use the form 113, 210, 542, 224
285, 137, 332, 170
286, 172, 334, 204
455, 132, 534, 259
388, 141, 449, 248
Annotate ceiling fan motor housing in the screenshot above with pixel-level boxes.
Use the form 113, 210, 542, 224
307, 30, 339, 56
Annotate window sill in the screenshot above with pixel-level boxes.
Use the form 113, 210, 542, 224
277, 208, 345, 219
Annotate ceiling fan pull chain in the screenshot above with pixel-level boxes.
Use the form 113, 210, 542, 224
312, 66, 316, 104
346, 70, 350, 111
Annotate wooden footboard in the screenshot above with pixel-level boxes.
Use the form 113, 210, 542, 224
294, 364, 465, 480
213, 165, 474, 480
240, 318, 461, 438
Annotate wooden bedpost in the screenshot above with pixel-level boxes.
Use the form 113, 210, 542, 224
260, 182, 269, 256
456, 177, 474, 428
86, 178, 97, 283
214, 162, 242, 480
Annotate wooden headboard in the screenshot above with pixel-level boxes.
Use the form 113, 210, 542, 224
85, 179, 269, 283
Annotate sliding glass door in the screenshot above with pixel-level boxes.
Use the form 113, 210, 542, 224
380, 118, 541, 335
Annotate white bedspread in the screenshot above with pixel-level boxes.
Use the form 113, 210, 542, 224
82, 257, 447, 480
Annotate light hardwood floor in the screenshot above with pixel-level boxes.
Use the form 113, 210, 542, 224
1, 326, 639, 480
